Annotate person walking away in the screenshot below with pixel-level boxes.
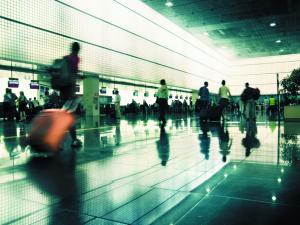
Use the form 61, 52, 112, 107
156, 79, 169, 126
241, 83, 256, 120
269, 96, 276, 116
18, 91, 28, 121
3, 88, 11, 121
218, 80, 231, 121
59, 42, 82, 147
114, 90, 121, 119
264, 97, 269, 114
198, 81, 210, 122
7, 89, 18, 121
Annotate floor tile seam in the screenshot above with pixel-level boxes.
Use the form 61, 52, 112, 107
171, 190, 212, 225
129, 190, 191, 224
84, 217, 130, 225
133, 169, 190, 188
126, 167, 185, 187
100, 188, 156, 218
151, 167, 203, 189
108, 164, 166, 184
1, 207, 50, 225
79, 171, 158, 202
207, 194, 300, 207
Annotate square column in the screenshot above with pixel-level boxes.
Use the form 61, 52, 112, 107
83, 75, 99, 117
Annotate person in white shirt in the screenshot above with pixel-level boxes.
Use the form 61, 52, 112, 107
218, 80, 231, 121
156, 79, 169, 126
114, 90, 121, 119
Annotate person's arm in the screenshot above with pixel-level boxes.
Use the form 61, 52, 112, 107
198, 88, 202, 97
227, 87, 231, 97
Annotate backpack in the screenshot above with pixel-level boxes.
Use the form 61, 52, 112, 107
252, 88, 260, 100
49, 57, 71, 90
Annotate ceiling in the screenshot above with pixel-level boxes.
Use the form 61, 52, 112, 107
141, 0, 300, 58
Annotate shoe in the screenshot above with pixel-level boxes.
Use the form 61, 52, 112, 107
71, 139, 82, 147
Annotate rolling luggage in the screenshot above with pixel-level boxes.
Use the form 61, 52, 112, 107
208, 105, 222, 121
28, 109, 75, 152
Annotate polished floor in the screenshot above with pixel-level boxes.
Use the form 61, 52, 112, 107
0, 113, 300, 225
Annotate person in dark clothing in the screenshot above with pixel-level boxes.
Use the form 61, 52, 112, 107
241, 82, 256, 120
60, 42, 82, 147
18, 91, 28, 121
3, 88, 11, 121
156, 79, 169, 126
198, 81, 210, 121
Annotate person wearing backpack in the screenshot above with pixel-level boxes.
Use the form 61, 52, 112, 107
59, 42, 82, 147
241, 82, 256, 120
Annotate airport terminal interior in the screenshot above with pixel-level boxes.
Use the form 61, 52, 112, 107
0, 0, 300, 224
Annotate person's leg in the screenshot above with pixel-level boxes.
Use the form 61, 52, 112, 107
249, 99, 256, 119
245, 100, 250, 119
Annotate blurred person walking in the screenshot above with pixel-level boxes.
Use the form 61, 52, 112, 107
156, 79, 169, 127
18, 91, 28, 121
241, 83, 256, 120
218, 80, 231, 121
198, 81, 210, 122
114, 90, 121, 119
59, 42, 82, 147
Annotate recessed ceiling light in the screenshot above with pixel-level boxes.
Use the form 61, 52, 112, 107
270, 22, 276, 27
165, 1, 173, 7
276, 40, 281, 43
279, 49, 284, 52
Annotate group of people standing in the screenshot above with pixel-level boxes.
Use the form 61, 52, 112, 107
3, 88, 41, 121
198, 80, 259, 122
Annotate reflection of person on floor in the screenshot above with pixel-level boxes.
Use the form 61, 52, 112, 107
26, 150, 81, 225
199, 121, 211, 160
115, 121, 121, 146
218, 123, 232, 162
114, 90, 121, 119
3, 121, 19, 158
242, 119, 260, 157
156, 126, 170, 166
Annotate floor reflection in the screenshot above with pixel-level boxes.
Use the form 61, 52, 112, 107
156, 126, 170, 166
199, 121, 211, 160
26, 151, 82, 225
242, 119, 260, 157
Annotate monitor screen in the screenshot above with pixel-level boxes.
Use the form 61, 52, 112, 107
169, 94, 173, 99
8, 78, 19, 88
99, 96, 112, 104
175, 95, 178, 99
30, 80, 39, 89
180, 95, 183, 99
133, 90, 138, 96
144, 91, 149, 97
100, 87, 107, 94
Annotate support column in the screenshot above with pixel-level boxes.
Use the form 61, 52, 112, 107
83, 75, 99, 117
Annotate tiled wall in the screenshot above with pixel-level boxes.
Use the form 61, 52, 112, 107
0, 0, 227, 92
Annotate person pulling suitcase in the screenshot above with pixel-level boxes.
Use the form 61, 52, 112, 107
28, 42, 83, 154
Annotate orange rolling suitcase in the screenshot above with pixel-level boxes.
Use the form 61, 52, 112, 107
28, 109, 75, 152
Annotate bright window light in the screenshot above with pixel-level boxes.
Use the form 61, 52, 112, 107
165, 1, 173, 7
204, 32, 209, 36
270, 22, 276, 27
